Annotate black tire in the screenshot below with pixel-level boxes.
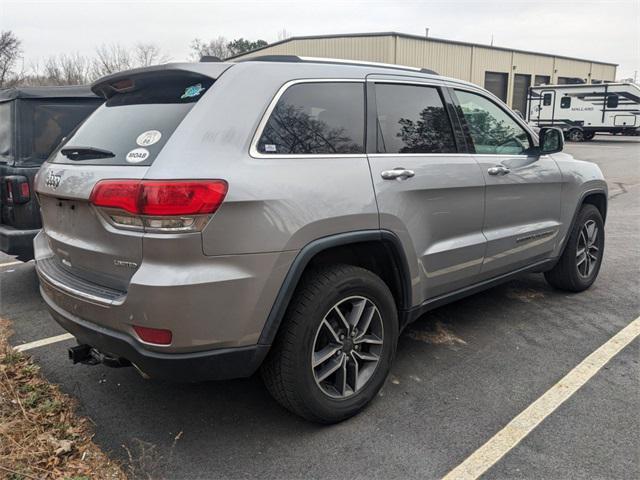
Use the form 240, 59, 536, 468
261, 264, 398, 423
584, 132, 596, 141
567, 128, 585, 142
545, 204, 604, 292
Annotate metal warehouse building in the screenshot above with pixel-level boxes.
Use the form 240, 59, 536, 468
233, 32, 618, 112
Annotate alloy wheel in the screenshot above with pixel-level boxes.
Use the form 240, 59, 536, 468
311, 296, 384, 399
576, 219, 599, 277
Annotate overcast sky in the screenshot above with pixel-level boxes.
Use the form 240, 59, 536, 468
2, 0, 638, 80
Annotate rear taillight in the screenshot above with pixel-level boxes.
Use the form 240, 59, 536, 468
4, 176, 30, 204
89, 179, 228, 232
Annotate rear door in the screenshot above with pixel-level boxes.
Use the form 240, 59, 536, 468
366, 76, 486, 304
36, 69, 219, 291
451, 88, 563, 278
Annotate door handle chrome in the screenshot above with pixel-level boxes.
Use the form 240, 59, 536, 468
381, 168, 415, 180
488, 165, 510, 176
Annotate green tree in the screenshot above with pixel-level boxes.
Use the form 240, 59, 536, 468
226, 38, 268, 57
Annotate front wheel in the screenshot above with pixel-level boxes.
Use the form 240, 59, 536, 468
545, 204, 604, 291
261, 264, 398, 423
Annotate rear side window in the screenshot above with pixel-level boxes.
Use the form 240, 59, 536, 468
0, 102, 12, 162
374, 83, 457, 154
50, 72, 214, 165
257, 82, 364, 155
560, 96, 571, 109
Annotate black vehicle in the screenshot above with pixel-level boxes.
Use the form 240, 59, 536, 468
0, 86, 102, 260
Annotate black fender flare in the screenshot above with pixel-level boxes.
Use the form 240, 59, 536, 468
257, 230, 412, 346
557, 188, 608, 258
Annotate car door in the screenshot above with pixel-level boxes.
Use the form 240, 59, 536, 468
451, 88, 563, 279
366, 77, 487, 305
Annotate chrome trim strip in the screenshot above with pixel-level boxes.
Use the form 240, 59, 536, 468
249, 78, 366, 159
36, 262, 125, 308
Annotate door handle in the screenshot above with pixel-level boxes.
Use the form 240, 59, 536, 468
488, 165, 511, 176
381, 168, 415, 180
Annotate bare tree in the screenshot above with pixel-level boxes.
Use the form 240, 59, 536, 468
92, 43, 133, 77
134, 43, 170, 67
190, 37, 230, 61
0, 30, 21, 87
43, 53, 92, 85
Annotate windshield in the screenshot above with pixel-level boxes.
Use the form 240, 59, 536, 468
50, 71, 214, 166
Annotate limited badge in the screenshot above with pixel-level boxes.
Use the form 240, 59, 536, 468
181, 83, 205, 99
264, 144, 277, 152
136, 130, 162, 146
126, 148, 150, 163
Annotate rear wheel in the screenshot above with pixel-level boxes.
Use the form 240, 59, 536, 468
584, 131, 596, 141
545, 204, 604, 292
261, 264, 398, 423
567, 128, 585, 142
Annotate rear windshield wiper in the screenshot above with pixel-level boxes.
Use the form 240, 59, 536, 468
60, 146, 115, 161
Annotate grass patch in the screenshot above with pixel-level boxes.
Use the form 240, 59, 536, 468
0, 318, 126, 479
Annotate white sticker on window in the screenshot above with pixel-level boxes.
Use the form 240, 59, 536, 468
264, 144, 277, 152
136, 130, 162, 146
126, 148, 150, 163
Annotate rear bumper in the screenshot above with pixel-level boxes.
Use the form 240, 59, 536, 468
41, 286, 269, 382
0, 224, 39, 258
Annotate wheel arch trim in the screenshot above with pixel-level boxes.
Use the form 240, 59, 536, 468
257, 230, 412, 346
558, 188, 608, 257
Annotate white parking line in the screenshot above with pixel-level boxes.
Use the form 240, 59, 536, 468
14, 333, 75, 352
0, 260, 27, 268
443, 316, 640, 480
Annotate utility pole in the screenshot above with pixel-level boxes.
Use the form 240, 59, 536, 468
491, 34, 494, 46
425, 27, 430, 38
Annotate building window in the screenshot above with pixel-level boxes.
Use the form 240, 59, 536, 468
543, 93, 553, 106
455, 89, 531, 155
484, 71, 509, 102
374, 83, 457, 154
534, 75, 551, 86
557, 77, 585, 85
607, 94, 619, 108
560, 96, 572, 109
257, 82, 365, 155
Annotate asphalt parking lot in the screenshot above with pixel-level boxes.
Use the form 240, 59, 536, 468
2, 135, 639, 479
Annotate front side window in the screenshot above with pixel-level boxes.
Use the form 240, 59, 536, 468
560, 96, 572, 109
455, 90, 531, 155
257, 82, 365, 155
375, 83, 457, 154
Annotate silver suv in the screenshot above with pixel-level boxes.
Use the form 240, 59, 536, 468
34, 57, 607, 423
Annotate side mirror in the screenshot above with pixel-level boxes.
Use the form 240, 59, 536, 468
539, 127, 564, 155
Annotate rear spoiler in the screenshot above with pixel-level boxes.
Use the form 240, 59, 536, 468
91, 63, 233, 99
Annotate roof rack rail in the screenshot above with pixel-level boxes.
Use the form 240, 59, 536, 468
235, 55, 439, 76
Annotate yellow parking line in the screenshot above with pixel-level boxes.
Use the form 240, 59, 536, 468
14, 333, 75, 352
443, 316, 640, 480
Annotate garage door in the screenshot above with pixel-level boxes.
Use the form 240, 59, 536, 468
484, 72, 508, 103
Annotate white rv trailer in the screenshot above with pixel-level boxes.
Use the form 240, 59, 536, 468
527, 83, 640, 141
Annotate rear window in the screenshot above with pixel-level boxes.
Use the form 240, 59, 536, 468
50, 72, 214, 166
16, 100, 101, 166
257, 82, 365, 155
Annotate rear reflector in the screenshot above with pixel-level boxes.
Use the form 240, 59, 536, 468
90, 179, 228, 216
133, 325, 172, 345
